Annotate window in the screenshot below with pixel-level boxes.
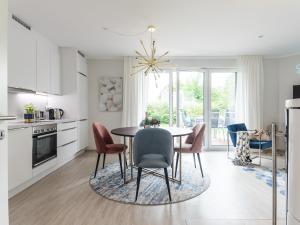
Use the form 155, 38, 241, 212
146, 69, 237, 149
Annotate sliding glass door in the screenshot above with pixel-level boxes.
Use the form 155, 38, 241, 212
209, 72, 237, 147
146, 69, 237, 150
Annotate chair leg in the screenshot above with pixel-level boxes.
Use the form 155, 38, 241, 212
197, 153, 204, 178
175, 152, 179, 177
118, 153, 123, 179
102, 153, 106, 169
94, 154, 101, 178
164, 168, 172, 202
135, 167, 142, 202
193, 153, 197, 168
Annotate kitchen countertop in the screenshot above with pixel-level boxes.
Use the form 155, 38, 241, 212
8, 118, 78, 129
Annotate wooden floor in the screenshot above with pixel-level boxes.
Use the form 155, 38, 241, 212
9, 151, 286, 225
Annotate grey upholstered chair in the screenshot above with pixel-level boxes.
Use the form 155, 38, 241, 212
133, 128, 173, 202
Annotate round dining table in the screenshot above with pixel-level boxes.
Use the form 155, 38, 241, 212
111, 126, 192, 184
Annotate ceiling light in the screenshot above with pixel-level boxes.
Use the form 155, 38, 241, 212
147, 25, 156, 33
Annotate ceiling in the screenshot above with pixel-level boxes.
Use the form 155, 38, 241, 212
9, 0, 300, 58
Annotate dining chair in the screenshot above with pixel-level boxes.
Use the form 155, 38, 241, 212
174, 124, 205, 178
185, 124, 202, 168
92, 123, 127, 179
133, 128, 173, 202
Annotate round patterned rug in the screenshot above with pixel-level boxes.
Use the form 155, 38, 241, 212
89, 159, 210, 205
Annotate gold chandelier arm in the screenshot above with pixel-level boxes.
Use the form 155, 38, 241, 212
144, 67, 151, 76
130, 65, 147, 76
157, 51, 169, 61
135, 51, 149, 62
151, 41, 155, 59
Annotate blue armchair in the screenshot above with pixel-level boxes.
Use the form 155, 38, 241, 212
227, 123, 272, 165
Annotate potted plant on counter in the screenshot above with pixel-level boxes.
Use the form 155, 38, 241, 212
24, 103, 35, 123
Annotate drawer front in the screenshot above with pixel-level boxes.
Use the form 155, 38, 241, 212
57, 121, 77, 131
57, 141, 77, 165
57, 128, 77, 147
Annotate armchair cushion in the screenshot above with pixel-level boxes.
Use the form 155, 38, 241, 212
249, 140, 272, 150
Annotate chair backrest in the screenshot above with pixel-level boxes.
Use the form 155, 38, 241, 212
133, 128, 173, 166
185, 124, 201, 144
93, 123, 114, 154
191, 123, 206, 153
227, 123, 247, 147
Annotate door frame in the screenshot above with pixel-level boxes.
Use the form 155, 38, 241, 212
0, 0, 9, 224
206, 69, 238, 151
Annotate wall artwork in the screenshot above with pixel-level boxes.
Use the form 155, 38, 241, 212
98, 77, 123, 112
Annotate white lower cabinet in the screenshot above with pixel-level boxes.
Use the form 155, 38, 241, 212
57, 121, 78, 165
8, 127, 32, 190
57, 141, 77, 165
78, 119, 88, 152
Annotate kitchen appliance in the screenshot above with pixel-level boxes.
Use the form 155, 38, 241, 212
32, 124, 57, 167
54, 108, 64, 119
47, 108, 64, 120
293, 85, 300, 99
286, 99, 300, 225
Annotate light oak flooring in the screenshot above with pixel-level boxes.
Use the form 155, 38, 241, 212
9, 151, 286, 225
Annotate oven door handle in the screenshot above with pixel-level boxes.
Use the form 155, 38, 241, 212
37, 132, 57, 139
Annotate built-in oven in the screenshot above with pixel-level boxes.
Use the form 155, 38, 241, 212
32, 124, 57, 168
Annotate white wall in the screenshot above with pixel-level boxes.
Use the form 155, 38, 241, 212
88, 59, 124, 150
277, 55, 300, 127
8, 93, 48, 119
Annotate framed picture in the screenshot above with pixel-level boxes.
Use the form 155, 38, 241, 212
98, 77, 123, 112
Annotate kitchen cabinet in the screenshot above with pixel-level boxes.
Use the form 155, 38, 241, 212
8, 127, 32, 190
50, 44, 61, 95
8, 15, 61, 95
78, 119, 88, 151
78, 74, 88, 119
57, 121, 77, 165
8, 17, 36, 91
36, 34, 51, 93
77, 53, 88, 76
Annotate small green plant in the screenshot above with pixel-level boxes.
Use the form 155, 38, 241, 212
24, 103, 35, 114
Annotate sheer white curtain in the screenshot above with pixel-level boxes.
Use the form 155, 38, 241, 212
236, 56, 264, 129
122, 56, 148, 127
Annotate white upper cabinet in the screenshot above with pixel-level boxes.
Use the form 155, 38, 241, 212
77, 52, 87, 76
50, 45, 61, 95
8, 14, 61, 95
36, 34, 51, 93
8, 16, 36, 91
78, 74, 88, 119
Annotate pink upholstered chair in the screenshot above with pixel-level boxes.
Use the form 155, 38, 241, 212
174, 123, 205, 177
92, 123, 127, 178
185, 124, 202, 168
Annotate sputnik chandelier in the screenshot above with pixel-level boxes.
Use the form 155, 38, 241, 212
131, 25, 170, 81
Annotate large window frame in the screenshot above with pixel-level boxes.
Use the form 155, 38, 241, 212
147, 68, 237, 150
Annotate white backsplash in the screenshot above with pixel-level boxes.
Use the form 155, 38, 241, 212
8, 92, 49, 119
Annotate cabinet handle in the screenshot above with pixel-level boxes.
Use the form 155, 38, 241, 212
61, 127, 76, 132
0, 115, 17, 121
8, 127, 27, 131
80, 119, 88, 121
59, 140, 76, 147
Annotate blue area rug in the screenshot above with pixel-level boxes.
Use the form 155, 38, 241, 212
242, 166, 286, 196
89, 160, 210, 205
